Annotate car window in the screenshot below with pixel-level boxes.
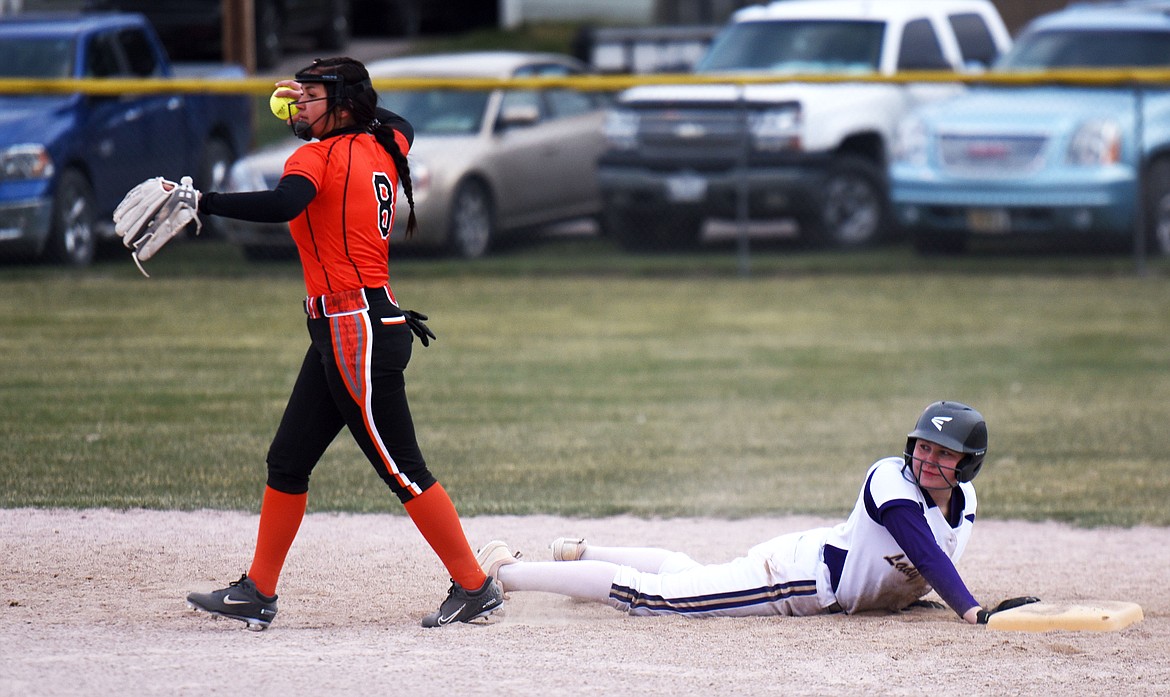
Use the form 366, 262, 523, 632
0, 37, 75, 77
545, 89, 596, 118
998, 29, 1170, 70
117, 28, 160, 77
513, 63, 577, 77
697, 20, 885, 73
85, 33, 123, 77
380, 89, 491, 136
948, 12, 998, 68
898, 18, 949, 70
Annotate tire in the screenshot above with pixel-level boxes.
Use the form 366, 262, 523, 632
807, 156, 887, 247
46, 169, 97, 267
1144, 157, 1170, 256
912, 229, 968, 255
447, 179, 494, 259
254, 0, 283, 71
317, 0, 350, 50
196, 137, 235, 239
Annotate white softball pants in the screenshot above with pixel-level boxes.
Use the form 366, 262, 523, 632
496, 535, 834, 618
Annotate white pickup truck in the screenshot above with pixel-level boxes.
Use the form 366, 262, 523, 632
597, 0, 1011, 250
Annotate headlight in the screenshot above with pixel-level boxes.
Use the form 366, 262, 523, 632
748, 106, 801, 152
1067, 119, 1122, 166
0, 144, 54, 181
226, 158, 268, 192
893, 116, 928, 166
604, 109, 639, 150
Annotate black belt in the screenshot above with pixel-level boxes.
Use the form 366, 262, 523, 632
304, 286, 393, 318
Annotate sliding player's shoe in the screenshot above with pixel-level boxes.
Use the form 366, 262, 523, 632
476, 541, 521, 592
550, 537, 588, 562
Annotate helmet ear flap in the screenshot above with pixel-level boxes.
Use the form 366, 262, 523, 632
954, 419, 987, 482
956, 454, 978, 482
903, 437, 916, 471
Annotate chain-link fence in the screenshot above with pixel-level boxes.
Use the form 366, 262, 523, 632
3, 65, 1169, 270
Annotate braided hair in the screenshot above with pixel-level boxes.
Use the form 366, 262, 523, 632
298, 57, 419, 239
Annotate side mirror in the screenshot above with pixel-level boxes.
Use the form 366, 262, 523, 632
498, 104, 540, 130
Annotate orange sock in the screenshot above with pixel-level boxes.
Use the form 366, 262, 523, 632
247, 486, 308, 597
403, 483, 487, 591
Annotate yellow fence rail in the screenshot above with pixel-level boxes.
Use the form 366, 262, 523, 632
2, 68, 1170, 96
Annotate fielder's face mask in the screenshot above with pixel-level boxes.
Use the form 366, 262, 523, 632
290, 64, 373, 141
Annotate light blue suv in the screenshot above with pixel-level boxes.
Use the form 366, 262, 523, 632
891, 1, 1170, 255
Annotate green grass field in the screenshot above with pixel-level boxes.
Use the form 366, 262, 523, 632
2, 239, 1168, 526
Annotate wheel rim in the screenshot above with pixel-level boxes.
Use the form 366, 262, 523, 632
57, 180, 94, 264
63, 197, 93, 259
451, 185, 491, 258
824, 175, 880, 246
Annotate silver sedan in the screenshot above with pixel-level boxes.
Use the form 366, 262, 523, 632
224, 51, 608, 259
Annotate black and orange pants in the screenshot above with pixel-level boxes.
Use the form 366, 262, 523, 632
266, 286, 435, 502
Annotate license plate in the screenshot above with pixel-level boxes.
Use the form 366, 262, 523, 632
666, 173, 707, 203
967, 208, 1010, 234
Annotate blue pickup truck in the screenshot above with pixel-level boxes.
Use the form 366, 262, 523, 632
0, 13, 252, 266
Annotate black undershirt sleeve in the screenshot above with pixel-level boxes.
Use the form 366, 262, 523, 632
378, 107, 413, 147
199, 109, 408, 223
198, 174, 317, 223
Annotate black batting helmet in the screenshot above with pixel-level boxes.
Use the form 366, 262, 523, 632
904, 401, 988, 483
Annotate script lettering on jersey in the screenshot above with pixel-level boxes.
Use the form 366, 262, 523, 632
884, 554, 921, 581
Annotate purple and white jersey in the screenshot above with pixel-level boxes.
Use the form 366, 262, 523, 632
820, 456, 977, 613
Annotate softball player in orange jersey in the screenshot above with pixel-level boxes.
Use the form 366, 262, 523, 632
184, 57, 501, 629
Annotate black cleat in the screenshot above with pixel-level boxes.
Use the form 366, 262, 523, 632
186, 574, 278, 631
421, 577, 504, 628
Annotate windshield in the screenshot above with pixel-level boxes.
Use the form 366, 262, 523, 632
0, 37, 75, 78
378, 89, 491, 136
696, 20, 884, 74
998, 29, 1170, 70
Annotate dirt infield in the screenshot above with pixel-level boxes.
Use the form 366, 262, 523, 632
2, 509, 1166, 696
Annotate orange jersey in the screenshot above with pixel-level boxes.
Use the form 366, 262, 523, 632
283, 131, 410, 296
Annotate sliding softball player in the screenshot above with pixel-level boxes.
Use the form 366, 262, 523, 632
478, 401, 1036, 624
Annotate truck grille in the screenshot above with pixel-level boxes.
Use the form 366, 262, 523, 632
938, 134, 1047, 176
636, 107, 747, 168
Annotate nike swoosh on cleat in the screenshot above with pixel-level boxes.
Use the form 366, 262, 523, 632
222, 596, 251, 605
437, 604, 467, 625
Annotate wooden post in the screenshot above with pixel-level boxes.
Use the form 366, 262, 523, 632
222, 0, 256, 74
